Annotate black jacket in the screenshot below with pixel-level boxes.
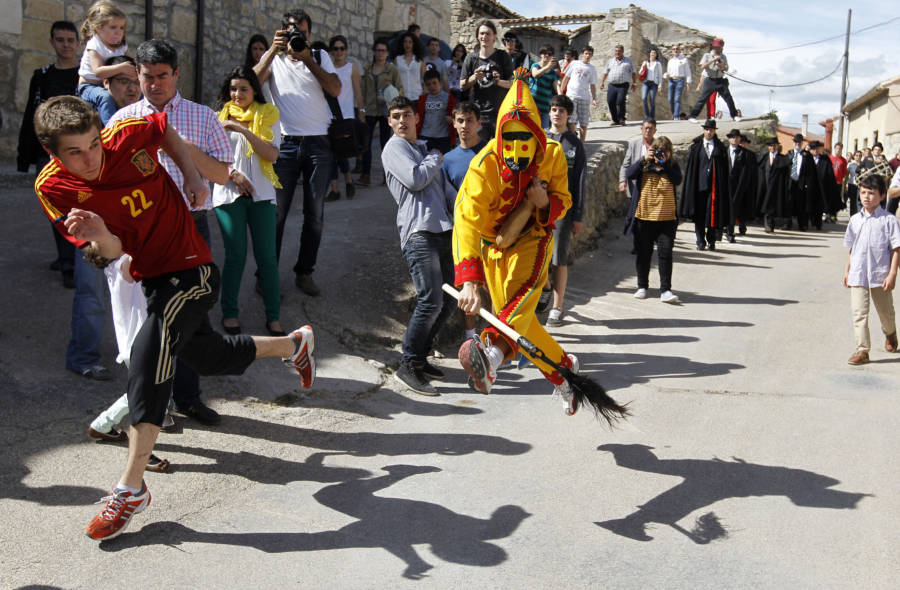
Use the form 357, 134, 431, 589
623, 157, 682, 235
757, 150, 790, 217
814, 155, 842, 215
17, 64, 79, 172
726, 144, 753, 223
679, 134, 730, 228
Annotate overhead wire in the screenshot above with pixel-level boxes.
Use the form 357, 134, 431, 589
725, 57, 844, 88
727, 15, 900, 55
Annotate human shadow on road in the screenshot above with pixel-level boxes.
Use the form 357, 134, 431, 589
576, 352, 744, 391
554, 332, 700, 346
149, 447, 371, 484
212, 415, 532, 458
597, 318, 753, 330
675, 252, 772, 269
595, 444, 871, 544
272, 382, 486, 420
102, 465, 531, 580
1, 464, 107, 506
607, 287, 798, 306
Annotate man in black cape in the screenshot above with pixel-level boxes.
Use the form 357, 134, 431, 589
724, 128, 751, 241
679, 119, 730, 250
739, 134, 758, 231
786, 133, 820, 230
810, 140, 841, 223
757, 137, 790, 233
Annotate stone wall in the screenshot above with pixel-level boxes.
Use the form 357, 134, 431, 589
0, 0, 377, 158
376, 0, 451, 42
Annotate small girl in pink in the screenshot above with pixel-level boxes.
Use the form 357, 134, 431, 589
77, 1, 132, 122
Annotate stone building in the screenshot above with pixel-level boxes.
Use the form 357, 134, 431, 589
374, 0, 451, 43
449, 2, 716, 122
1, 0, 376, 158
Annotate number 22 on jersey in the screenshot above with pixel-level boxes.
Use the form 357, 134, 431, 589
121, 189, 154, 218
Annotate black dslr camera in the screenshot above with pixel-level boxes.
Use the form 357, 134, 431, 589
653, 147, 666, 164
282, 19, 307, 53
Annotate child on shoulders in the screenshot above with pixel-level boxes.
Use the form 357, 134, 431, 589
77, 1, 133, 122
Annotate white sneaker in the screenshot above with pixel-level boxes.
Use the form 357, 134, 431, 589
660, 290, 680, 303
554, 354, 580, 415
633, 288, 647, 299
734, 116, 743, 122
546, 307, 563, 327
688, 117, 699, 124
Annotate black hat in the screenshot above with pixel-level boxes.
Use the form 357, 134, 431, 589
765, 137, 779, 145
726, 128, 741, 138
809, 140, 823, 149
792, 133, 804, 143
740, 134, 750, 143
502, 31, 518, 41
702, 119, 717, 129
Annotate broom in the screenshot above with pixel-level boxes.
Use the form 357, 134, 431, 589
442, 284, 630, 425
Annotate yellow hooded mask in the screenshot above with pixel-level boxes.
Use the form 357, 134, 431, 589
452, 68, 572, 286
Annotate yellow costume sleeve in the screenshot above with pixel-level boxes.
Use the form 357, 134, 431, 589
452, 151, 501, 285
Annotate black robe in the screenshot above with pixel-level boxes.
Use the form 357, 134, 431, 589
726, 145, 753, 224
757, 150, 790, 217
814, 155, 842, 215
679, 134, 730, 229
742, 148, 759, 221
788, 149, 822, 221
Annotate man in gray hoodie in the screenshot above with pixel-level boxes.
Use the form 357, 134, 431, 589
382, 96, 456, 395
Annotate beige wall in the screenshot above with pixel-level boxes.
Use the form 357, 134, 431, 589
377, 0, 451, 42
843, 82, 900, 156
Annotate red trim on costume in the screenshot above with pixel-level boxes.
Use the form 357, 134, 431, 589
710, 164, 717, 225
497, 231, 551, 325
481, 326, 517, 358
454, 256, 485, 285
544, 192, 566, 229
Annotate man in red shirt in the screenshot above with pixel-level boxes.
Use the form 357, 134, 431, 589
33, 96, 316, 541
830, 142, 848, 220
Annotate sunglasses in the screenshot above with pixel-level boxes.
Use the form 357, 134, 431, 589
331, 45, 346, 51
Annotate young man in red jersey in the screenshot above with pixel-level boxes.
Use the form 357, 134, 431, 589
33, 96, 316, 541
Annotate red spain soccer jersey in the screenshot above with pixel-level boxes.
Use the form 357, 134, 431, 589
34, 113, 212, 281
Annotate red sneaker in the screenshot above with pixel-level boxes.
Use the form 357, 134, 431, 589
458, 338, 496, 394
85, 481, 151, 541
284, 325, 315, 388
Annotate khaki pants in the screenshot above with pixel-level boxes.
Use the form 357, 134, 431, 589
850, 286, 897, 352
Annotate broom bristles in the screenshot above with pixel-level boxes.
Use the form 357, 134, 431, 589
568, 372, 630, 426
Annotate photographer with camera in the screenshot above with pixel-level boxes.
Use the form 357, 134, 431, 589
624, 135, 682, 303
254, 10, 341, 297
688, 38, 741, 123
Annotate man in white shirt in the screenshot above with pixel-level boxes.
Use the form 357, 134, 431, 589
254, 9, 341, 297
688, 38, 740, 123
663, 44, 691, 119
561, 46, 599, 141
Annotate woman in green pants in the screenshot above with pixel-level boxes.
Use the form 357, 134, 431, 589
213, 66, 284, 335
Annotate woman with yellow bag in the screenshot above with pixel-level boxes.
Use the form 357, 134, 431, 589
213, 66, 284, 336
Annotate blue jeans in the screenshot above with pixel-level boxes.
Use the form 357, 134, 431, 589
641, 81, 658, 119
77, 83, 118, 125
667, 77, 685, 119
606, 83, 628, 124
273, 135, 333, 276
65, 251, 107, 371
400, 231, 455, 364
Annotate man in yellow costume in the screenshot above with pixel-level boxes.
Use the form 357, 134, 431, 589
454, 71, 581, 415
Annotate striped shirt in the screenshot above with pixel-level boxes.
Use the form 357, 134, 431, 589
635, 171, 676, 221
529, 64, 559, 115
108, 93, 231, 211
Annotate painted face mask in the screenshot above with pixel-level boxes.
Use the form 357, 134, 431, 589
501, 120, 538, 172
493, 68, 546, 179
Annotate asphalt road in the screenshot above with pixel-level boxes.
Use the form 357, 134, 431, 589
1, 124, 897, 588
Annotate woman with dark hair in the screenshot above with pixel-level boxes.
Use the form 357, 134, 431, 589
460, 19, 513, 140
243, 34, 268, 69
212, 66, 284, 335
393, 31, 425, 100
360, 38, 403, 185
447, 43, 467, 100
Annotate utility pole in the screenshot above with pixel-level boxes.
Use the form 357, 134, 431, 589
837, 9, 851, 145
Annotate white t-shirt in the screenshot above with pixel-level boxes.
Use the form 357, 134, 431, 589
268, 51, 337, 136
212, 122, 282, 206
565, 60, 598, 101
78, 36, 128, 83
333, 62, 355, 119
104, 257, 147, 364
